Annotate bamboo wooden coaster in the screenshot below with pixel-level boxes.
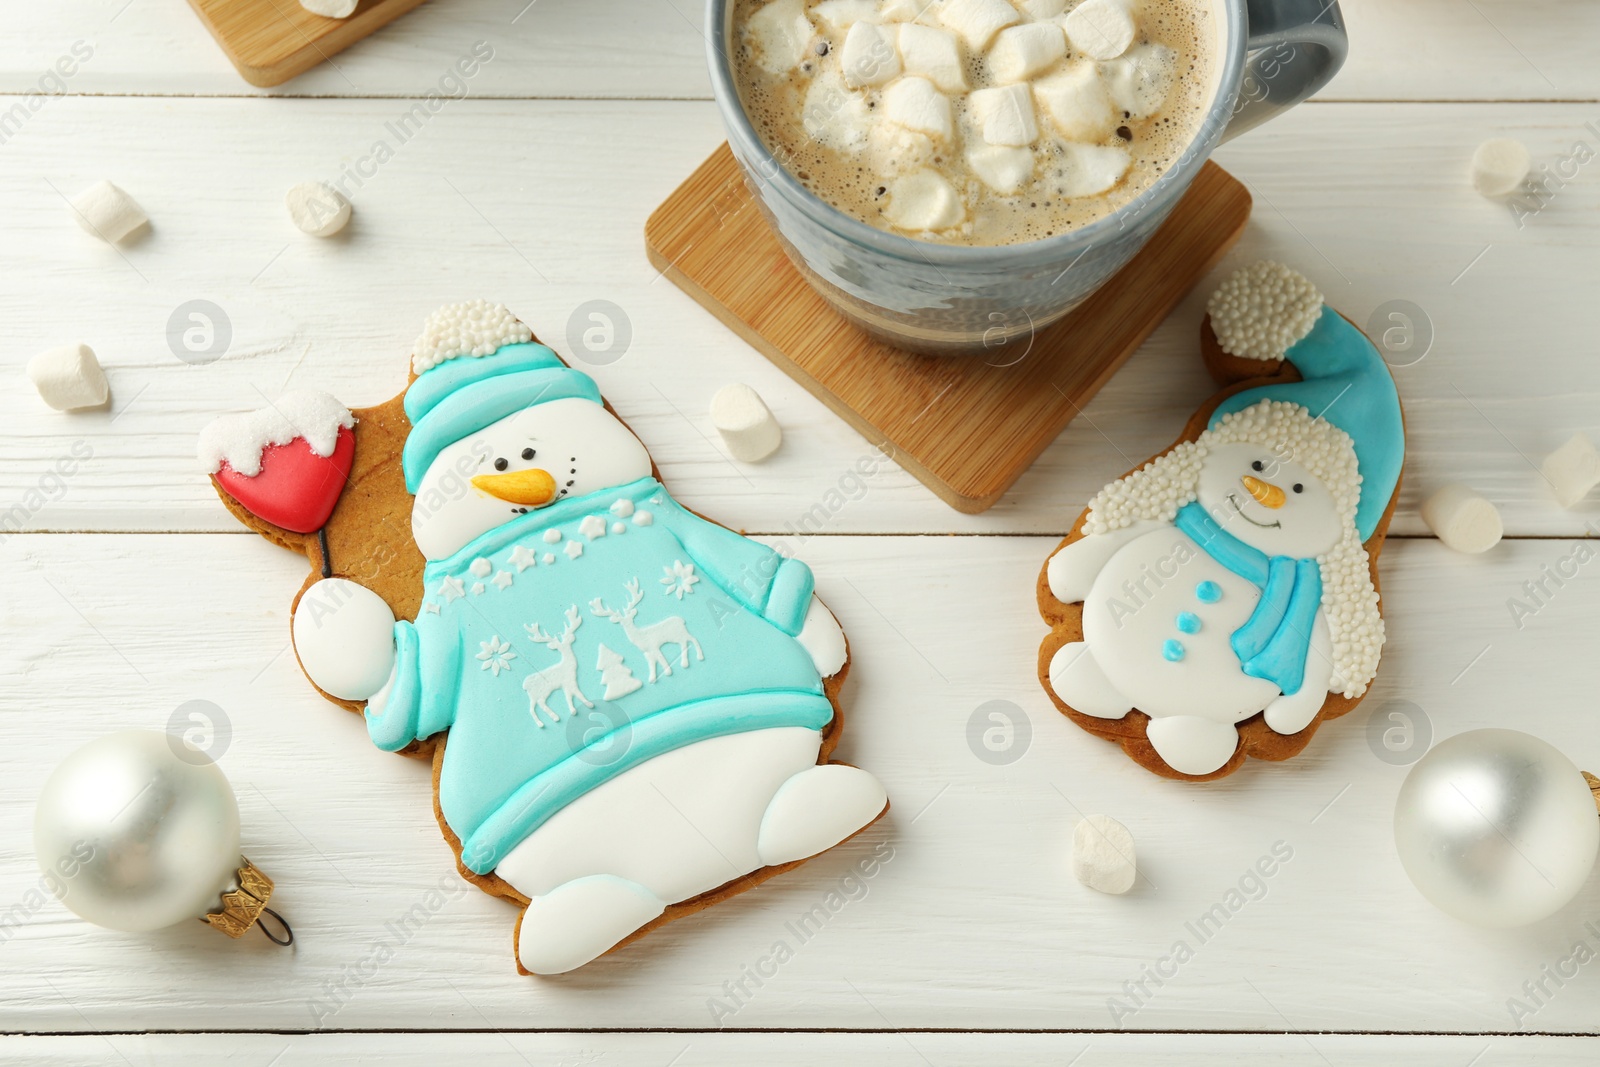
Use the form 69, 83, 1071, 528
645, 144, 1252, 514
184, 0, 432, 87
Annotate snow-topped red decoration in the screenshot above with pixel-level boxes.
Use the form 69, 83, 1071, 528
412, 300, 532, 374
1206, 261, 1323, 361
198, 390, 355, 534
1083, 398, 1382, 698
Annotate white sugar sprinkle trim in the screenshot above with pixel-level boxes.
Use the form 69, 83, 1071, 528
198, 390, 354, 477
1084, 399, 1382, 696
412, 300, 532, 373
1207, 260, 1324, 362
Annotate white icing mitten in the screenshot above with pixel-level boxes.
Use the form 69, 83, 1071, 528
292, 578, 397, 700
795, 597, 847, 677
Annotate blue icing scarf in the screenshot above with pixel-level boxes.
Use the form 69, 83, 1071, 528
1174, 502, 1323, 696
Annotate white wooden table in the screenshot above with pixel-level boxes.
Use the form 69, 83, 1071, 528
3, 1, 1599, 1062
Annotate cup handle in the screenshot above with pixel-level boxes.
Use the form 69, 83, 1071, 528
1220, 0, 1348, 141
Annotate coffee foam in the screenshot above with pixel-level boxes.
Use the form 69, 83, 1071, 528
732, 0, 1215, 247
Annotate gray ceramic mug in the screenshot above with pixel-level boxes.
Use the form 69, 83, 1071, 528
707, 0, 1347, 355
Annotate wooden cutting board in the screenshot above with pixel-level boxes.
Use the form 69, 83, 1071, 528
185, 0, 432, 87
644, 144, 1252, 514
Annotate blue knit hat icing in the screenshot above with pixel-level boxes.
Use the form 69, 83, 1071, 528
1209, 307, 1404, 542
403, 343, 602, 493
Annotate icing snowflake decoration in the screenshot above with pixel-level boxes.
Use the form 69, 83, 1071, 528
661, 560, 700, 600
1084, 398, 1384, 698
412, 300, 533, 374
476, 635, 518, 677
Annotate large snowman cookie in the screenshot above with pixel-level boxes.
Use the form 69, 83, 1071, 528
199, 301, 888, 973
1037, 263, 1405, 780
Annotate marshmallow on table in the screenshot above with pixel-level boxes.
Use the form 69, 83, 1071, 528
967, 144, 1035, 195
1063, 0, 1136, 60
1057, 142, 1132, 198
1421, 484, 1503, 554
1072, 814, 1137, 895
937, 0, 1020, 50
1034, 61, 1116, 141
746, 0, 814, 74
285, 181, 352, 237
1471, 138, 1531, 198
898, 24, 966, 93
883, 75, 954, 141
28, 343, 109, 412
840, 21, 901, 87
970, 83, 1039, 147
710, 384, 783, 463
68, 180, 147, 244
1542, 433, 1600, 509
884, 169, 964, 231
988, 22, 1067, 84
300, 0, 358, 16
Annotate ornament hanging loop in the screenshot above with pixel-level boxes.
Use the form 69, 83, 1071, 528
256, 906, 294, 947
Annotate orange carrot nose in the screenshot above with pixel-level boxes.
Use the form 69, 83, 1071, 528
1241, 475, 1287, 509
471, 468, 557, 506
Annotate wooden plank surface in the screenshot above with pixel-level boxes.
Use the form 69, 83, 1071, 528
4, 0, 1600, 1055
646, 148, 1249, 513
2, 533, 1599, 1033
0, 1033, 1593, 1064
1, 99, 1597, 536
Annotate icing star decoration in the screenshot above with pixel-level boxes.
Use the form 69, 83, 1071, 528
661, 560, 699, 600
476, 635, 517, 677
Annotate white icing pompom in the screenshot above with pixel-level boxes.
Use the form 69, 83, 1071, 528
285, 181, 351, 237
1072, 814, 1137, 895
1541, 433, 1600, 509
28, 343, 109, 411
412, 300, 533, 373
1470, 138, 1531, 199
1421, 484, 1502, 554
69, 180, 148, 244
1206, 261, 1324, 362
711, 383, 783, 462
198, 390, 354, 476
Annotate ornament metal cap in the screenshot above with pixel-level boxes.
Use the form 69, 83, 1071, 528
201, 857, 293, 945
1585, 771, 1600, 814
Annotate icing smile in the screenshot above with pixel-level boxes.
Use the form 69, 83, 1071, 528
1226, 492, 1281, 529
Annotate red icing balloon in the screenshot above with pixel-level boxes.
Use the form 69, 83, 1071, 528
214, 426, 355, 533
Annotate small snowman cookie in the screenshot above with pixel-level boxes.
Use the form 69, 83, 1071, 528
199, 302, 887, 974
1037, 262, 1406, 780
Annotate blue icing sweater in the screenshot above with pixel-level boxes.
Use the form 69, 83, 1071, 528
366, 477, 832, 874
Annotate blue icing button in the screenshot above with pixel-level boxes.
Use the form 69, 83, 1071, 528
1195, 580, 1222, 604
1176, 611, 1202, 634
1162, 639, 1186, 662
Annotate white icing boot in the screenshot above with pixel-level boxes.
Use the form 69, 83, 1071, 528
1047, 642, 1133, 719
756, 765, 887, 867
515, 874, 666, 975
1145, 715, 1239, 776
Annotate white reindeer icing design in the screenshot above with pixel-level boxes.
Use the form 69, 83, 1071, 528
522, 605, 595, 725
590, 579, 704, 683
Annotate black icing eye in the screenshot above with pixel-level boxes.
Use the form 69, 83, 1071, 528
521, 447, 535, 461
493, 457, 508, 471
1293, 483, 1304, 494
1251, 460, 1265, 472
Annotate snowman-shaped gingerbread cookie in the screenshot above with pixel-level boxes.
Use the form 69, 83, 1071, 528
1038, 263, 1405, 779
200, 302, 888, 973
